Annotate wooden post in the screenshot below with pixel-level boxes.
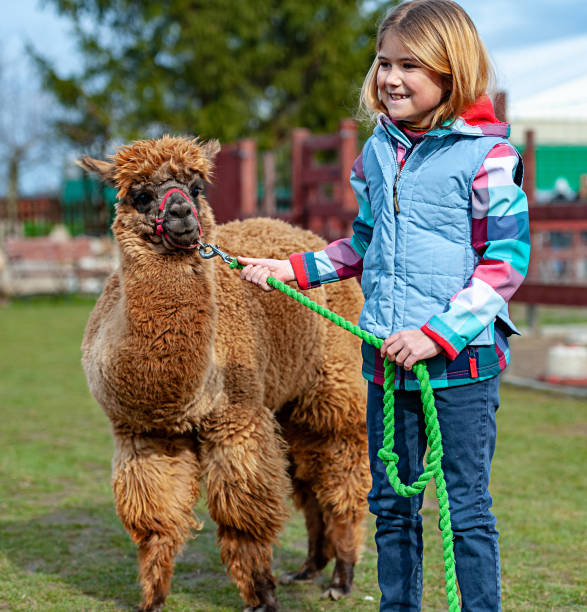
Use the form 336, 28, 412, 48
291, 128, 311, 226
522, 129, 536, 205
521, 128, 537, 328
238, 139, 257, 218
494, 90, 507, 123
205, 139, 257, 223
579, 174, 587, 201
261, 151, 276, 216
571, 228, 582, 283
526, 303, 539, 336
339, 118, 358, 213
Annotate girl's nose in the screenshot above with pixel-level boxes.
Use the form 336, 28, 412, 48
385, 67, 402, 87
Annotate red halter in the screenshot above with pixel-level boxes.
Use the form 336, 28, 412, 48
155, 188, 202, 250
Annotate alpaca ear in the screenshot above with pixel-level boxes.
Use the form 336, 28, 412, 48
202, 139, 221, 163
76, 156, 117, 186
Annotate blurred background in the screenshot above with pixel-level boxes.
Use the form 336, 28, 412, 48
2, 0, 586, 388
0, 3, 585, 611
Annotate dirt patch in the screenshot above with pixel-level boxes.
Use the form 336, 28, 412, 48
536, 423, 587, 437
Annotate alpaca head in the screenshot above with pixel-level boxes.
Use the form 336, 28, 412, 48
78, 135, 221, 253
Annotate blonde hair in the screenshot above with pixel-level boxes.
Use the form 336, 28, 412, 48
359, 0, 495, 128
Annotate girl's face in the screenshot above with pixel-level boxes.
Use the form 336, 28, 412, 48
376, 32, 449, 127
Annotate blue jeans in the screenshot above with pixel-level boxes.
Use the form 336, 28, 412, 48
366, 377, 501, 611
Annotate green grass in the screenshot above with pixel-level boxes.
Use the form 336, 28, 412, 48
509, 303, 587, 327
0, 296, 585, 611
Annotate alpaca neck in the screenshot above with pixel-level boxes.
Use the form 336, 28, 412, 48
117, 237, 218, 399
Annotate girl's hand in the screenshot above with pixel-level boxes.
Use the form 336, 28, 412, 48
380, 329, 443, 370
237, 256, 295, 292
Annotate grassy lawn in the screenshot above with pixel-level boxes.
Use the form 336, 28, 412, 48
0, 296, 585, 611
509, 303, 587, 328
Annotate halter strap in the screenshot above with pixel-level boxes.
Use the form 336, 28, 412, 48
155, 188, 202, 250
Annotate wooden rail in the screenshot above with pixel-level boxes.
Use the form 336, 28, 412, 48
291, 119, 358, 242
512, 126, 587, 306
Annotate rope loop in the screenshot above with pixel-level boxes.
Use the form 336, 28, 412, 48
226, 257, 460, 610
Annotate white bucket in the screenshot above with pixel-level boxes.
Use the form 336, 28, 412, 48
546, 344, 587, 380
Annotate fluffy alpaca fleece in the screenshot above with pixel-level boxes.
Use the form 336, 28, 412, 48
80, 136, 370, 612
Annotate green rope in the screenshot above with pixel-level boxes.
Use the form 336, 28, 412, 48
229, 259, 460, 611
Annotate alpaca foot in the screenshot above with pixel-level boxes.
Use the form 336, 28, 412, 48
279, 570, 319, 585
320, 558, 354, 600
320, 584, 351, 601
137, 592, 166, 612
246, 572, 278, 612
137, 604, 164, 612
279, 564, 322, 585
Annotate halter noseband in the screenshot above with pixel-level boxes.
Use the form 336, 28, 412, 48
155, 188, 203, 250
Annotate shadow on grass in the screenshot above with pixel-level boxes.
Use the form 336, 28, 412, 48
0, 502, 328, 611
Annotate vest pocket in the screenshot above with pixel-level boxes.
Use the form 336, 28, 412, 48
469, 322, 494, 346
496, 311, 521, 337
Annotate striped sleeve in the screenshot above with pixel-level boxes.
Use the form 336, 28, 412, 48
289, 151, 374, 290
422, 143, 530, 359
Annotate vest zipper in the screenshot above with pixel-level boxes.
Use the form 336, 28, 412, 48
467, 347, 479, 379
393, 167, 402, 214
393, 142, 420, 214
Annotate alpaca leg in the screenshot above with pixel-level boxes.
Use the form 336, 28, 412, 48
279, 481, 331, 584
112, 433, 201, 612
279, 482, 360, 599
201, 406, 290, 611
284, 429, 370, 600
320, 506, 363, 600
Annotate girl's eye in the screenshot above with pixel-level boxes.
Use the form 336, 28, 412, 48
191, 185, 201, 199
379, 61, 391, 69
403, 63, 417, 69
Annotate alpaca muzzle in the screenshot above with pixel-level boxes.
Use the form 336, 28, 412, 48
155, 188, 202, 250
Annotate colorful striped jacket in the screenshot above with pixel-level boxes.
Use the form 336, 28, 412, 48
289, 96, 530, 390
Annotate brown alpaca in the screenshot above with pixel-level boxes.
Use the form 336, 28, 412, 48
80, 136, 370, 612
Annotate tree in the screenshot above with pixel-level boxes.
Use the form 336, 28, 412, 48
33, 0, 392, 150
0, 50, 55, 232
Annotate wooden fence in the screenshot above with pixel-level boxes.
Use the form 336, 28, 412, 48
0, 197, 112, 238
205, 119, 358, 243
289, 118, 358, 242
2, 117, 587, 306
514, 201, 587, 305
513, 130, 587, 306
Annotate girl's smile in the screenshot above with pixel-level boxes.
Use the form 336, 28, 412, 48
376, 33, 449, 127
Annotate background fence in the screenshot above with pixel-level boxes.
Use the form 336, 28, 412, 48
1, 116, 587, 306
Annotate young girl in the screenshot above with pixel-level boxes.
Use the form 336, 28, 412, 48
238, 1, 530, 610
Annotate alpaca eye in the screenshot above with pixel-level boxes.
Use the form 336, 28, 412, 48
134, 192, 152, 211
191, 185, 201, 199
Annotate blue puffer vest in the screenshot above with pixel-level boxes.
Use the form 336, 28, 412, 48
358, 119, 522, 344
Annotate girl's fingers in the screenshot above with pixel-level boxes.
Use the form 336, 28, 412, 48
237, 256, 273, 267
237, 256, 260, 266
384, 346, 397, 362
247, 265, 273, 292
237, 258, 290, 291
394, 347, 411, 367
381, 338, 401, 359
380, 333, 400, 357
251, 266, 268, 285
244, 265, 260, 283
404, 354, 417, 370
240, 264, 254, 280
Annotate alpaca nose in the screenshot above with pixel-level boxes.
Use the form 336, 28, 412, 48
157, 187, 201, 248
167, 197, 192, 219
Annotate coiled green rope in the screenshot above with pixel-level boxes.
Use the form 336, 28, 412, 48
229, 258, 460, 610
